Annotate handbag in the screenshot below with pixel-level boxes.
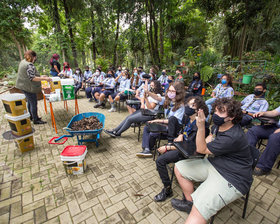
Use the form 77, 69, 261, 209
140, 109, 158, 116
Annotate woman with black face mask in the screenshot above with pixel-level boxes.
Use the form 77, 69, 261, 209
186, 72, 203, 99
153, 96, 209, 202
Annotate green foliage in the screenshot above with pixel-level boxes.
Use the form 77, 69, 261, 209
200, 65, 214, 82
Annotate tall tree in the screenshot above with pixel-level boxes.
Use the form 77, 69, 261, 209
62, 0, 78, 67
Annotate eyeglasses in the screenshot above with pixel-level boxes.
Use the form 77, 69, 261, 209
168, 90, 176, 93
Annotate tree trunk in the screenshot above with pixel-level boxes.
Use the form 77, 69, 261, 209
150, 0, 160, 67
113, 1, 120, 67
90, 1, 97, 64
53, 0, 66, 62
81, 51, 86, 67
63, 0, 78, 67
95, 5, 106, 57
145, 3, 152, 62
159, 9, 164, 64
238, 24, 247, 61
11, 30, 23, 60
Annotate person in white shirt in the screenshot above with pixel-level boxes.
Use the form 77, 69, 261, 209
59, 62, 73, 78
104, 80, 163, 137
94, 70, 116, 108
72, 68, 83, 94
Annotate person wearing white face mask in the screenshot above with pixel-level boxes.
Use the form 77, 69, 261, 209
73, 68, 83, 94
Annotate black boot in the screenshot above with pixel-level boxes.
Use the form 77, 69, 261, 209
171, 198, 193, 213
154, 186, 173, 202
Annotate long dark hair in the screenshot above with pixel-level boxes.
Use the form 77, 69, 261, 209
164, 82, 185, 111
151, 80, 162, 95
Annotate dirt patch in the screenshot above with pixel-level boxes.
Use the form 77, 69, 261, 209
71, 116, 102, 131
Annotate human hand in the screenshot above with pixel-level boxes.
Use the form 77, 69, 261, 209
196, 109, 206, 129
174, 134, 183, 142
253, 112, 265, 118
45, 77, 52, 82
274, 128, 280, 134
157, 146, 166, 154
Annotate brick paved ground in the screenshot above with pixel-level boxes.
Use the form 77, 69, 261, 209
0, 96, 279, 224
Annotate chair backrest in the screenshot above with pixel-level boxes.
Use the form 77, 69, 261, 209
248, 145, 260, 169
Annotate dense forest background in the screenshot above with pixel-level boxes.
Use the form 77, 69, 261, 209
1, 0, 280, 106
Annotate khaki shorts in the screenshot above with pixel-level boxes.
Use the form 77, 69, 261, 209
175, 158, 243, 220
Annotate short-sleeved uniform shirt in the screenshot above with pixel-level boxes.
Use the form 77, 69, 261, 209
164, 104, 185, 124
241, 94, 269, 114
213, 84, 234, 98
207, 125, 253, 195
145, 94, 161, 111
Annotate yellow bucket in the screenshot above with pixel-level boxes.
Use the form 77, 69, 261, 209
14, 133, 34, 153
50, 77, 61, 92
5, 113, 32, 136
1, 93, 27, 116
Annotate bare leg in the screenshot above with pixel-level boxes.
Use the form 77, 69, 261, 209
99, 93, 106, 103
174, 166, 194, 201
95, 92, 100, 101
185, 205, 207, 224
109, 95, 114, 103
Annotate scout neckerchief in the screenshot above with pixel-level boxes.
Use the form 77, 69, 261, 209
165, 102, 174, 118
183, 119, 196, 141
216, 84, 229, 97
243, 96, 263, 111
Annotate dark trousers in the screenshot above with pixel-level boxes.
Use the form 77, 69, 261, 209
22, 90, 39, 121
156, 150, 184, 187
113, 110, 154, 136
247, 124, 280, 171
75, 82, 82, 94
141, 116, 181, 149
85, 87, 93, 98
240, 114, 253, 127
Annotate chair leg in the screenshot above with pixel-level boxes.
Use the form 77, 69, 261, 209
138, 125, 141, 142
242, 191, 250, 219
170, 165, 175, 188
209, 216, 215, 224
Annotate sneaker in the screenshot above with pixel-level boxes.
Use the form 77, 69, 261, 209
253, 167, 270, 176
136, 148, 152, 158
100, 103, 106, 109
89, 98, 94, 102
103, 129, 119, 138
108, 107, 116, 112
171, 198, 193, 213
154, 187, 173, 202
33, 119, 47, 125
94, 103, 102, 108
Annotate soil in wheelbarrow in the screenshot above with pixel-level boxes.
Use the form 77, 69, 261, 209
71, 116, 103, 131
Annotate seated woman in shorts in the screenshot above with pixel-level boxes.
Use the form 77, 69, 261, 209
94, 70, 116, 108
154, 96, 209, 202
107, 71, 131, 112
104, 80, 162, 137
136, 82, 186, 157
